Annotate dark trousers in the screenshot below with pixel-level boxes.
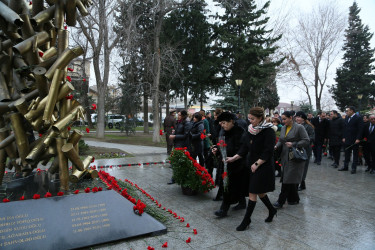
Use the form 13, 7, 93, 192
330, 145, 342, 165
363, 145, 371, 167
314, 143, 323, 163
166, 134, 173, 155
344, 143, 359, 170
278, 183, 299, 205
369, 149, 375, 170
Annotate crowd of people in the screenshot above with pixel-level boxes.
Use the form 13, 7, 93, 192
163, 105, 375, 231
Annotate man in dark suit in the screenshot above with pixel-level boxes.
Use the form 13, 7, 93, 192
362, 114, 375, 174
339, 106, 364, 174
311, 111, 330, 165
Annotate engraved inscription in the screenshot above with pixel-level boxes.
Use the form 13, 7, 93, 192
0, 214, 47, 247
70, 203, 111, 233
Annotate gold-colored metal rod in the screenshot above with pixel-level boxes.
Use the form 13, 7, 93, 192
57, 30, 69, 56
0, 72, 11, 102
61, 143, 84, 171
0, 132, 15, 150
43, 69, 64, 123
0, 1, 24, 27
25, 137, 47, 164
52, 106, 84, 133
19, 14, 35, 39
0, 149, 6, 185
56, 137, 69, 191
45, 46, 84, 80
76, 0, 89, 16
33, 67, 49, 98
30, 5, 55, 27
14, 97, 29, 115
9, 112, 30, 166
65, 0, 77, 26
67, 130, 83, 146
70, 155, 94, 182
54, 0, 65, 30
37, 55, 57, 69
48, 157, 59, 174
13, 31, 50, 55
24, 82, 74, 122
1, 39, 13, 51
69, 169, 87, 183
42, 47, 57, 60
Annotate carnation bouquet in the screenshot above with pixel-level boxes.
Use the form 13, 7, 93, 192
169, 148, 215, 193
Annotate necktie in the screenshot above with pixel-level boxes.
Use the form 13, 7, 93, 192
370, 124, 374, 133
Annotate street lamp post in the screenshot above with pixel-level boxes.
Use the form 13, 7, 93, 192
358, 94, 363, 114
291, 101, 294, 111
235, 79, 243, 113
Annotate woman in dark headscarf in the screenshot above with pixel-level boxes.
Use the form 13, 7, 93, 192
213, 112, 249, 218
189, 112, 205, 165
236, 107, 277, 231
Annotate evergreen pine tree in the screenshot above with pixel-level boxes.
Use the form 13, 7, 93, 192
213, 0, 282, 110
331, 2, 375, 111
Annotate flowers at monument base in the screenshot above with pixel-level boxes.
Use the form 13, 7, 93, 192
84, 187, 91, 193
44, 192, 52, 198
193, 228, 198, 235
186, 237, 191, 243
86, 128, 90, 133
2, 198, 10, 203
147, 247, 155, 250
19, 196, 25, 200
57, 192, 64, 196
162, 242, 168, 248
168, 148, 215, 193
33, 194, 41, 199
74, 190, 80, 194
186, 223, 190, 228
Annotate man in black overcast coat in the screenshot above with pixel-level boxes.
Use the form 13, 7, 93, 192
311, 111, 330, 165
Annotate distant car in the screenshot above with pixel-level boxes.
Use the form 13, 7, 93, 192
107, 114, 124, 129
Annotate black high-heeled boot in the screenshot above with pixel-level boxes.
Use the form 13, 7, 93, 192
260, 195, 277, 222
236, 200, 256, 231
214, 201, 229, 218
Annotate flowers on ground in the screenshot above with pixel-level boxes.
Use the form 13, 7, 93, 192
168, 148, 215, 192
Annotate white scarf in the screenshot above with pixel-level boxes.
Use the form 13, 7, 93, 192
248, 120, 274, 135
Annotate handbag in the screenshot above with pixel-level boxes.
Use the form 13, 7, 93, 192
288, 147, 308, 162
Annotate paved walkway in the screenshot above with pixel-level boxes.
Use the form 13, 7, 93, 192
88, 143, 375, 250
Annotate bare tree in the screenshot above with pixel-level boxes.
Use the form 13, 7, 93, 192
283, 1, 346, 110
74, 0, 121, 138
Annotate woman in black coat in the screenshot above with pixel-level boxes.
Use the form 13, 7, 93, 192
169, 110, 192, 149
213, 112, 249, 218
189, 112, 205, 165
236, 107, 277, 231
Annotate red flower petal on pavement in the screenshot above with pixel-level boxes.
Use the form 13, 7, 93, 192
3, 198, 10, 203
92, 187, 98, 193
33, 194, 40, 199
186, 237, 191, 243
147, 247, 154, 250
44, 192, 52, 198
162, 242, 168, 248
186, 223, 190, 228
84, 187, 90, 193
57, 192, 64, 196
98, 187, 102, 191
86, 127, 90, 133
193, 229, 197, 234
20, 196, 25, 200
74, 190, 79, 194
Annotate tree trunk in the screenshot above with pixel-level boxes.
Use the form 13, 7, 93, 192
152, 16, 163, 143
143, 92, 149, 133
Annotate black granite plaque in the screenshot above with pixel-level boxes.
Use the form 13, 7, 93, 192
0, 190, 167, 249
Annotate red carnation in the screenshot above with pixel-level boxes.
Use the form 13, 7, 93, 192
91, 103, 97, 110
67, 67, 74, 72
186, 223, 190, 228
57, 192, 64, 196
38, 51, 44, 57
64, 25, 67, 30
86, 127, 90, 133
3, 198, 10, 203
91, 157, 95, 163
186, 237, 191, 243
20, 196, 25, 200
84, 187, 90, 193
67, 126, 71, 131
39, 133, 42, 137
92, 187, 98, 193
159, 130, 163, 135
147, 247, 154, 250
44, 192, 52, 198
29, 1, 32, 5
200, 133, 206, 140
66, 76, 72, 82
83, 78, 86, 82
162, 242, 168, 248
98, 187, 103, 191
74, 190, 79, 194
364, 137, 368, 141
33, 194, 41, 199
193, 228, 198, 234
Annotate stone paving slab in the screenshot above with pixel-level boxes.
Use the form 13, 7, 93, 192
88, 152, 375, 250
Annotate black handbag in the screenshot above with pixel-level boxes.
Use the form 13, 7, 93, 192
288, 147, 308, 162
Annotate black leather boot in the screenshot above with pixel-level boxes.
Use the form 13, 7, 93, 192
298, 180, 306, 191
214, 201, 229, 218
236, 200, 256, 231
260, 195, 277, 222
